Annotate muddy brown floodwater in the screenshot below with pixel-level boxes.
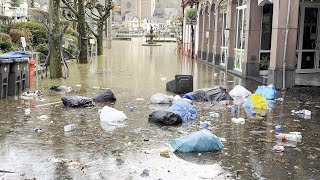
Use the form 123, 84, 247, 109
0, 38, 319, 180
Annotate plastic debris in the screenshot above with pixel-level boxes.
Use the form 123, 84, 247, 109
170, 129, 224, 152
272, 145, 285, 153
183, 86, 233, 102
34, 128, 42, 133
64, 124, 76, 132
25, 108, 31, 115
100, 106, 127, 123
208, 112, 219, 118
231, 118, 245, 124
37, 115, 49, 121
255, 84, 277, 100
149, 93, 176, 104
93, 89, 117, 102
135, 98, 145, 101
148, 110, 182, 125
160, 77, 167, 81
160, 147, 170, 158
61, 96, 95, 107
229, 85, 251, 97
169, 100, 197, 123
50, 86, 72, 92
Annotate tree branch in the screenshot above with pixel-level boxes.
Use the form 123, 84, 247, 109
85, 11, 100, 21
86, 21, 98, 37
61, 0, 79, 18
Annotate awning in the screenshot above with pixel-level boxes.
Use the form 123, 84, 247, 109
258, 0, 273, 6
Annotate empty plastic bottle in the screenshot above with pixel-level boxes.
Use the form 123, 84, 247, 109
275, 125, 282, 134
275, 132, 302, 142
231, 106, 237, 118
64, 124, 76, 132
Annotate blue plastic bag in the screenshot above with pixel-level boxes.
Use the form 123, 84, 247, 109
170, 129, 224, 152
169, 100, 197, 123
255, 84, 277, 100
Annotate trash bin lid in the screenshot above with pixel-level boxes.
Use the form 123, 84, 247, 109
0, 54, 29, 62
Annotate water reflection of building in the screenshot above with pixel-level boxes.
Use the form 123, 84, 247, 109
181, 0, 320, 89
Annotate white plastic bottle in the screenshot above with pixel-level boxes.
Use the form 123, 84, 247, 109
64, 124, 76, 132
275, 132, 302, 142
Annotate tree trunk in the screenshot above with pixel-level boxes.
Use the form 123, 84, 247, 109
77, 0, 88, 63
49, 0, 62, 78
97, 22, 104, 55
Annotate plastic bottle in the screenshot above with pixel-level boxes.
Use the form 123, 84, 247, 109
231, 106, 237, 118
275, 132, 302, 142
64, 124, 76, 132
275, 125, 282, 134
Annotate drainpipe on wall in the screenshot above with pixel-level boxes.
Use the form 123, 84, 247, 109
283, 0, 291, 90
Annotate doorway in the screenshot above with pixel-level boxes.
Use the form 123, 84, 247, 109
297, 3, 320, 73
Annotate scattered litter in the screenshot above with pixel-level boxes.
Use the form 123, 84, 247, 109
100, 106, 127, 122
198, 153, 201, 157
255, 84, 277, 100
229, 85, 251, 97
160, 77, 167, 81
150, 93, 177, 104
272, 145, 285, 153
160, 147, 170, 158
62, 96, 95, 107
231, 106, 237, 118
293, 119, 300, 122
34, 128, 42, 133
50, 86, 72, 92
169, 100, 197, 123
275, 98, 284, 101
170, 129, 224, 152
93, 89, 117, 102
35, 101, 61, 108
275, 125, 282, 134
135, 98, 145, 101
64, 124, 76, 132
128, 107, 135, 112
208, 112, 219, 118
292, 109, 311, 116
141, 169, 149, 177
219, 137, 227, 142
148, 110, 182, 125
232, 118, 245, 124
37, 115, 49, 121
213, 73, 218, 77
75, 84, 82, 87
199, 122, 209, 128
21, 90, 43, 97
183, 86, 233, 102
25, 108, 31, 115
49, 158, 85, 170
275, 132, 302, 142
92, 86, 100, 89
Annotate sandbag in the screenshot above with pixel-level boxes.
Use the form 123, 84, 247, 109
170, 129, 224, 153
100, 106, 127, 122
149, 93, 179, 104
183, 86, 233, 102
229, 85, 251, 97
255, 84, 277, 100
61, 96, 95, 107
169, 100, 197, 123
93, 89, 117, 102
148, 110, 182, 125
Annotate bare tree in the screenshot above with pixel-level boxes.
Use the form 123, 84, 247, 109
85, 0, 113, 55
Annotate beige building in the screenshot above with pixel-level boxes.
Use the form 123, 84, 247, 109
121, 0, 156, 20
181, 0, 320, 89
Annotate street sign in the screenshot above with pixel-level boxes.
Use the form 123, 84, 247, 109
21, 37, 26, 48
185, 8, 197, 25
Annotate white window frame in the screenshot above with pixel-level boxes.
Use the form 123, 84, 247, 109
234, 3, 247, 72
220, 12, 227, 65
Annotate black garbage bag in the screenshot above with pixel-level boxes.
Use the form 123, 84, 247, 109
184, 86, 233, 102
148, 110, 182, 125
61, 96, 95, 107
50, 85, 72, 92
93, 89, 117, 102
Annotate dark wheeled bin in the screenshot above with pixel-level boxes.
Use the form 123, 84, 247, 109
8, 57, 29, 96
166, 75, 193, 94
0, 57, 13, 99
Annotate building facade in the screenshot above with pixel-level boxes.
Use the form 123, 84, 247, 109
181, 0, 320, 89
121, 0, 156, 20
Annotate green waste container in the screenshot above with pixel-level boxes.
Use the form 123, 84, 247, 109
0, 57, 12, 99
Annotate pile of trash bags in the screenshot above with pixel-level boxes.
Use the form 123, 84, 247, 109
93, 89, 117, 102
148, 111, 182, 125
183, 86, 233, 102
50, 86, 72, 93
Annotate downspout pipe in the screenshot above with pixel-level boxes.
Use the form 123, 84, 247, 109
283, 0, 291, 90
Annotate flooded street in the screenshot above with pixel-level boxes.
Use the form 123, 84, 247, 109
0, 38, 320, 180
